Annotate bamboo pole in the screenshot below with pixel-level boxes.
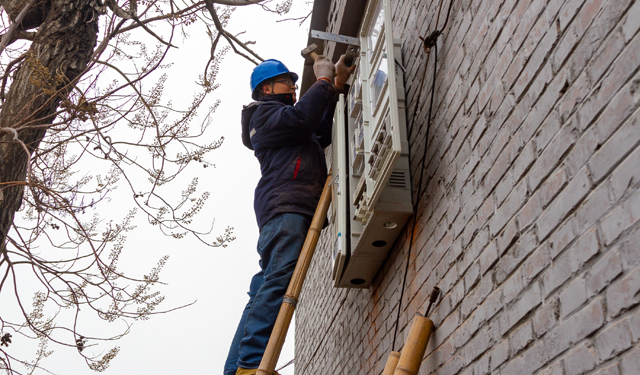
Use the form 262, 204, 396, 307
382, 351, 401, 375
393, 314, 434, 375
257, 172, 333, 375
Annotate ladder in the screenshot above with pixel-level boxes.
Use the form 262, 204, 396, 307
256, 172, 333, 375
256, 171, 440, 375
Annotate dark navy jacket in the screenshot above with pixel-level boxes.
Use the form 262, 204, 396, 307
241, 80, 338, 228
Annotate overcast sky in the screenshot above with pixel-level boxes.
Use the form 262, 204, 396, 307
8, 2, 314, 374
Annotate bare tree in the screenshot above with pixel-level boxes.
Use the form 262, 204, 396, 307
0, 0, 294, 372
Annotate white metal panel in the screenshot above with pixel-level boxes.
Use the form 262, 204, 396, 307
331, 94, 348, 285
331, 0, 413, 288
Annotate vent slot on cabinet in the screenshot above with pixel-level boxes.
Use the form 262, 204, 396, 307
388, 170, 409, 189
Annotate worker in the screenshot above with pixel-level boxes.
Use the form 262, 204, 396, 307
224, 55, 355, 375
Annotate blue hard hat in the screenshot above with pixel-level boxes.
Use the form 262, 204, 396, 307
250, 59, 299, 100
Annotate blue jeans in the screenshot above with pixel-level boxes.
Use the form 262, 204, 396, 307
224, 213, 311, 375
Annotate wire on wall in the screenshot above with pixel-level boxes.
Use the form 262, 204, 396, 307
390, 0, 454, 352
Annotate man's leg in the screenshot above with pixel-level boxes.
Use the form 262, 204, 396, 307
224, 270, 264, 375
236, 213, 311, 370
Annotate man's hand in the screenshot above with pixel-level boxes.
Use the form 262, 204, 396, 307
313, 55, 335, 82
334, 54, 357, 91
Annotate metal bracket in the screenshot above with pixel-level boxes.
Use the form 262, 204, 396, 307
311, 30, 360, 46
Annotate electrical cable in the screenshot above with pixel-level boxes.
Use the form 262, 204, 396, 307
391, 41, 439, 353
390, 0, 453, 352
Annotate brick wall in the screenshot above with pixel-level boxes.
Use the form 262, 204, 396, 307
295, 1, 640, 375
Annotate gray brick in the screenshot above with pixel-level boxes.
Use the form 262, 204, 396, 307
474, 352, 490, 375
461, 274, 494, 320
500, 341, 545, 375
574, 182, 613, 233
432, 310, 460, 348
593, 62, 640, 144
463, 324, 495, 365
295, 2, 640, 375
490, 179, 528, 237
557, 0, 588, 31
538, 361, 565, 375
559, 276, 588, 319
621, 347, 640, 375
479, 239, 499, 275
600, 188, 640, 246
503, 267, 526, 305
455, 287, 503, 348
522, 245, 551, 284
537, 167, 592, 240
547, 217, 577, 259
610, 144, 640, 201
592, 363, 621, 375
619, 227, 640, 270
606, 266, 640, 318
496, 230, 538, 284
622, 0, 640, 42
491, 338, 510, 370
595, 319, 633, 362
533, 299, 559, 337
630, 310, 640, 343
544, 298, 604, 361
589, 108, 640, 183
500, 283, 542, 336
587, 249, 623, 296
564, 343, 597, 375
464, 262, 481, 294
509, 321, 534, 356
543, 227, 600, 297
528, 120, 578, 192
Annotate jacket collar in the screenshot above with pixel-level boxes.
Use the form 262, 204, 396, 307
259, 92, 295, 106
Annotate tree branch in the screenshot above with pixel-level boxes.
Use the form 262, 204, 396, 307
0, 0, 37, 55
204, 0, 264, 64
209, 0, 264, 5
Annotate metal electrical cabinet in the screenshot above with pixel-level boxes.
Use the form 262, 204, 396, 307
331, 0, 412, 288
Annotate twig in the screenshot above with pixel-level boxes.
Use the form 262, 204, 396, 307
203, 0, 264, 64
0, 0, 37, 55
105, 0, 177, 47
1, 53, 27, 102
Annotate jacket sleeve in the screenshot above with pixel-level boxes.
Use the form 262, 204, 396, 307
251, 81, 337, 149
316, 96, 337, 149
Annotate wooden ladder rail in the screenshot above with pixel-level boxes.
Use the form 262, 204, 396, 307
256, 172, 333, 375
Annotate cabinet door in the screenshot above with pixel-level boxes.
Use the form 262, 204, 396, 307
331, 94, 348, 285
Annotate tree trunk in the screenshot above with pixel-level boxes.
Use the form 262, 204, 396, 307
0, 0, 98, 253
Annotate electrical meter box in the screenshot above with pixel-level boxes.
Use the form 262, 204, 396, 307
331, 0, 413, 288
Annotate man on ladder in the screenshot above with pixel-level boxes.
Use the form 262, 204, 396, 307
224, 55, 355, 375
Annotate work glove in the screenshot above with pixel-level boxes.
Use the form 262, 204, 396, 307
313, 55, 335, 82
335, 54, 357, 86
